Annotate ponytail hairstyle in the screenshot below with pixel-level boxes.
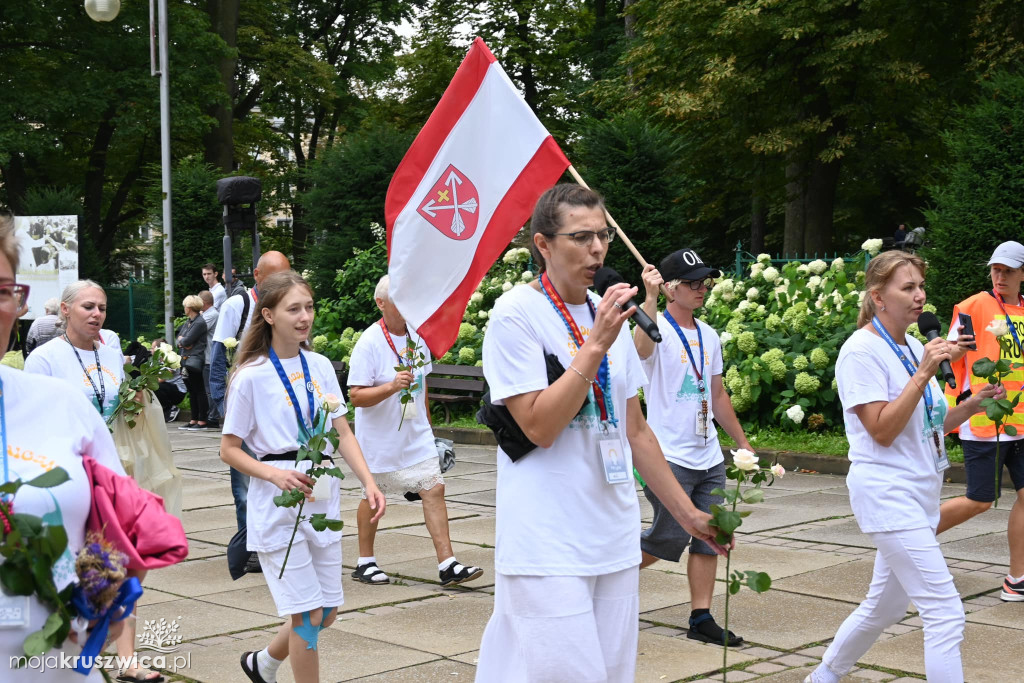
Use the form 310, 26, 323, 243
529, 184, 605, 272
857, 251, 928, 328
234, 270, 314, 369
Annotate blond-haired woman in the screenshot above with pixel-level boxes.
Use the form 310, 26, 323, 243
808, 251, 1002, 683
219, 270, 384, 683
176, 294, 209, 430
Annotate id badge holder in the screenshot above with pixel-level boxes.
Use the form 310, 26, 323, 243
0, 588, 30, 629
599, 429, 630, 485
933, 428, 951, 473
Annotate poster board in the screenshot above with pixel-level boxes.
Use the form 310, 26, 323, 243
14, 215, 79, 320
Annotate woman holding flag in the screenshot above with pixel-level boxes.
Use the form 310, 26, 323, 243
475, 184, 724, 682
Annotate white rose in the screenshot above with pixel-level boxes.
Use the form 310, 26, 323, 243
159, 342, 173, 355
164, 352, 181, 369
324, 393, 343, 412
808, 259, 828, 275
785, 404, 805, 424
762, 266, 779, 283
223, 337, 238, 350
732, 449, 759, 471
987, 319, 1010, 337
746, 287, 759, 301
770, 464, 786, 478
720, 331, 733, 344
502, 281, 513, 292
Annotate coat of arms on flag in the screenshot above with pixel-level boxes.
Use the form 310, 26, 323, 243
417, 164, 480, 240
384, 37, 570, 358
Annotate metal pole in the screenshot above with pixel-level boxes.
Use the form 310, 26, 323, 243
157, 0, 174, 344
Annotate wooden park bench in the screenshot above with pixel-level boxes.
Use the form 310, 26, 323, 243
427, 363, 486, 423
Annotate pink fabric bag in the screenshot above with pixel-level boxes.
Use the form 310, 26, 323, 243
82, 455, 189, 570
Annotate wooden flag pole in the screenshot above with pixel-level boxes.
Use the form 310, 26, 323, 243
567, 165, 649, 269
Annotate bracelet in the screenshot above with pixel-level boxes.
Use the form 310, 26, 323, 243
567, 364, 595, 384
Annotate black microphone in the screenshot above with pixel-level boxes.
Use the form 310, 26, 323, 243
593, 267, 662, 343
917, 311, 955, 389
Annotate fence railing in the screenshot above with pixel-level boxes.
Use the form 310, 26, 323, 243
733, 241, 872, 279
106, 278, 162, 342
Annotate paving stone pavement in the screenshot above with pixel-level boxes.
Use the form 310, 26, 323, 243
129, 429, 1022, 682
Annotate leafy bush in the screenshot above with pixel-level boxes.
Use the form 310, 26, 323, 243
702, 255, 866, 430
309, 241, 387, 362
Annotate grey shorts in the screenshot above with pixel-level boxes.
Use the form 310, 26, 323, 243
641, 461, 726, 559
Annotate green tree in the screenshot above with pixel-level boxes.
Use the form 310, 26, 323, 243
923, 72, 1024, 317
299, 123, 415, 291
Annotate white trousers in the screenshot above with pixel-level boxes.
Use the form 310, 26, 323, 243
817, 527, 964, 683
475, 566, 640, 683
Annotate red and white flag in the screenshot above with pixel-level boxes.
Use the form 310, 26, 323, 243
384, 37, 570, 358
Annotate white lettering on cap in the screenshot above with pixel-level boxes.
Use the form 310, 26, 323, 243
682, 251, 704, 266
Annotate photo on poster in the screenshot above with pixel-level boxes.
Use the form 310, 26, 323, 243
14, 215, 80, 320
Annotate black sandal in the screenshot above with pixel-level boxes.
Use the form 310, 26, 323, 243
240, 651, 268, 683
351, 562, 390, 584
439, 561, 484, 586
687, 612, 743, 646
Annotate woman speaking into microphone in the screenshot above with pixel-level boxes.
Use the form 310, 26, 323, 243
475, 184, 725, 683
807, 251, 1002, 683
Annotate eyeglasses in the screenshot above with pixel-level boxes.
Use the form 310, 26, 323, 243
551, 228, 616, 247
682, 278, 714, 291
0, 283, 30, 308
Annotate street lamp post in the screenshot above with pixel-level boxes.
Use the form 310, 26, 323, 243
86, 0, 174, 344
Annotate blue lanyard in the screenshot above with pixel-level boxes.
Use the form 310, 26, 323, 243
993, 291, 1024, 356
539, 274, 616, 428
0, 375, 8, 500
268, 349, 316, 441
664, 311, 705, 395
871, 316, 937, 431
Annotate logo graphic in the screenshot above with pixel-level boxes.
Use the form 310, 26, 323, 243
138, 617, 184, 653
417, 165, 480, 240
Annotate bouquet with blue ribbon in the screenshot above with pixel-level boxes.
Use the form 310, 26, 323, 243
69, 532, 142, 675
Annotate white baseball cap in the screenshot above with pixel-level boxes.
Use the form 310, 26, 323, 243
988, 241, 1024, 269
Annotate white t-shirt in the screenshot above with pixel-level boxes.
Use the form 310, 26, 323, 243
641, 314, 724, 470
212, 288, 257, 344
946, 314, 1023, 442
348, 322, 435, 473
210, 282, 226, 310
0, 366, 124, 682
201, 307, 219, 365
98, 329, 121, 352
25, 337, 125, 420
223, 350, 347, 552
836, 329, 949, 533
483, 284, 648, 576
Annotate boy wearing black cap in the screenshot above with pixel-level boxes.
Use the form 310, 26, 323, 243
633, 248, 755, 646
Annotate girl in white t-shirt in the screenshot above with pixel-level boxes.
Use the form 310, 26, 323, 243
809, 252, 1001, 683
475, 184, 726, 683
220, 270, 385, 683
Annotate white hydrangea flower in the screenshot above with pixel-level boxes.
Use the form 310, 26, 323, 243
750, 263, 765, 279
797, 264, 809, 275
808, 275, 822, 291
738, 299, 751, 310
808, 259, 828, 275
720, 331, 733, 344
861, 238, 884, 256
756, 253, 771, 264
762, 266, 779, 283
756, 304, 765, 314
470, 292, 484, 303
502, 281, 513, 292
785, 404, 805, 424
478, 310, 488, 320
832, 257, 845, 270
521, 270, 534, 282
746, 287, 759, 301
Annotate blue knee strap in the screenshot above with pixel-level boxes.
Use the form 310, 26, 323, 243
294, 607, 337, 651
689, 612, 714, 629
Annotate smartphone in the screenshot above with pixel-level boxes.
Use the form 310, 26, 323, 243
958, 312, 977, 350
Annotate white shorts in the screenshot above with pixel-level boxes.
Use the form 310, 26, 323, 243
475, 566, 640, 683
259, 541, 344, 617
362, 456, 443, 498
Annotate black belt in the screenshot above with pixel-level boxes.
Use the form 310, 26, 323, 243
260, 450, 334, 463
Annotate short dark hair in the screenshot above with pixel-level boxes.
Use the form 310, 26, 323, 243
529, 184, 604, 272
201, 263, 219, 274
